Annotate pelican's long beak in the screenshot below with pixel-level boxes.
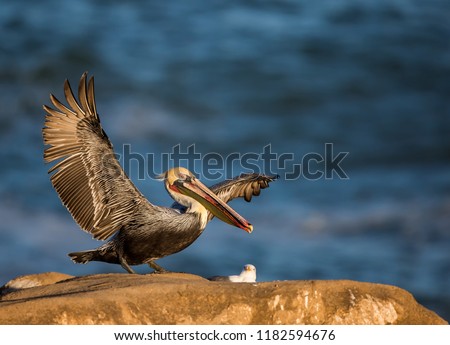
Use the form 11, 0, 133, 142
174, 178, 253, 233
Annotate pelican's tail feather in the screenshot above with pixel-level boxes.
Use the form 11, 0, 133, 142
68, 250, 97, 264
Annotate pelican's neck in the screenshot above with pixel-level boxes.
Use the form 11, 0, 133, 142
168, 189, 208, 229
186, 201, 208, 229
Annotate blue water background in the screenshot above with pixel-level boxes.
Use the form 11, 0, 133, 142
0, 0, 449, 321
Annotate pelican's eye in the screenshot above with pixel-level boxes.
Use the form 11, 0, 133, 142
178, 173, 192, 182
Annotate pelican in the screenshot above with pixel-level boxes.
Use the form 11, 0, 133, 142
43, 72, 277, 274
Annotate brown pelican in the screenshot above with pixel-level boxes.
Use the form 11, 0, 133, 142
208, 264, 257, 282
43, 72, 277, 274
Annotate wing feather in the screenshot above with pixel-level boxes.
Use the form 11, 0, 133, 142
87, 76, 98, 117
49, 94, 78, 116
43, 72, 149, 240
206, 173, 278, 221
63, 79, 84, 116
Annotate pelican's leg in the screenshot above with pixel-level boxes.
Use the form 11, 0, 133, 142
148, 260, 169, 274
119, 256, 136, 274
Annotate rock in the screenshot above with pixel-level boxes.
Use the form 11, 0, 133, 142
0, 272, 74, 295
0, 273, 447, 325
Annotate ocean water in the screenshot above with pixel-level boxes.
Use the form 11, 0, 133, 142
0, 0, 449, 321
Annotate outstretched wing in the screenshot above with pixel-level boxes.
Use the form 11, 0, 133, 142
206, 173, 278, 221
43, 72, 149, 240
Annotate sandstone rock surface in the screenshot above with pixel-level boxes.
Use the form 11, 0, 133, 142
0, 272, 447, 325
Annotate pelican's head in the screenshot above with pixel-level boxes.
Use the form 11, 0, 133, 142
159, 167, 253, 233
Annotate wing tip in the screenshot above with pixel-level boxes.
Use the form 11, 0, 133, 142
269, 173, 280, 181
